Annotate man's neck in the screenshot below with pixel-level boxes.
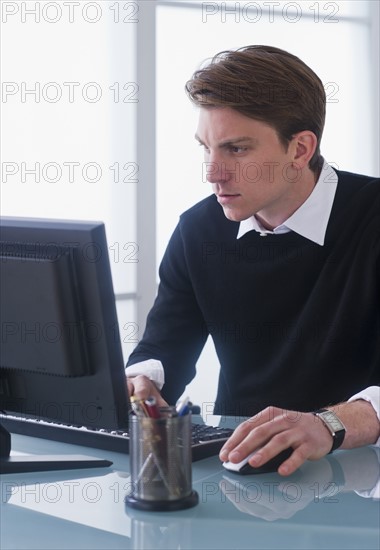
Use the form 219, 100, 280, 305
255, 167, 320, 230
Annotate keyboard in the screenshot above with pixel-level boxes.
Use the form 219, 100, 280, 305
0, 414, 234, 462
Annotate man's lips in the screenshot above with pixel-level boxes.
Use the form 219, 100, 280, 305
217, 193, 241, 205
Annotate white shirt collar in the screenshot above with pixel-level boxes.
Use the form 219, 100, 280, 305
237, 161, 338, 246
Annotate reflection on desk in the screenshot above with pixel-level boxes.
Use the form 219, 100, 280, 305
1, 432, 379, 550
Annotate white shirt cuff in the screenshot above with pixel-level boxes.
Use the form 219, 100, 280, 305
125, 359, 165, 390
348, 386, 380, 447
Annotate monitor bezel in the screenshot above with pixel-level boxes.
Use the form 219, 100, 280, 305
0, 216, 130, 433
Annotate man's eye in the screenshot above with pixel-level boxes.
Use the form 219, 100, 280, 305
230, 146, 247, 154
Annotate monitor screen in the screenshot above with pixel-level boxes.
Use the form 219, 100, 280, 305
0, 216, 130, 471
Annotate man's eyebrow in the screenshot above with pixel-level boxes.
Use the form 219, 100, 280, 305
219, 137, 257, 148
194, 134, 257, 147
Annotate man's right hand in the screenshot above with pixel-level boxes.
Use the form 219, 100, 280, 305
127, 375, 168, 407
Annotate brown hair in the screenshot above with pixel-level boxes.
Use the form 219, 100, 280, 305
185, 45, 326, 172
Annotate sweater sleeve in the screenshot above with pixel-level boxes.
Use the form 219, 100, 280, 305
127, 222, 208, 404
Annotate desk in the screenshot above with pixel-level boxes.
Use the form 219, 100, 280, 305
1, 418, 379, 550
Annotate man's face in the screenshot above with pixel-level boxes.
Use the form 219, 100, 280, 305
196, 107, 308, 224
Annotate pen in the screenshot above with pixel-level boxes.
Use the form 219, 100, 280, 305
176, 396, 190, 416
144, 396, 161, 419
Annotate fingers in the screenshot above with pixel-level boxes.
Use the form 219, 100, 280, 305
276, 446, 309, 476
219, 407, 286, 462
127, 374, 168, 407
220, 407, 334, 476
127, 378, 135, 397
247, 439, 308, 477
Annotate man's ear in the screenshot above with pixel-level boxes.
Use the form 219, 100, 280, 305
291, 131, 318, 169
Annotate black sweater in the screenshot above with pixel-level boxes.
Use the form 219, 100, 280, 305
128, 170, 380, 416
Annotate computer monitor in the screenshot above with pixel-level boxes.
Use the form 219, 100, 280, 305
0, 216, 130, 472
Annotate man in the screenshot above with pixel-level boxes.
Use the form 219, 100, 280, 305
126, 45, 380, 476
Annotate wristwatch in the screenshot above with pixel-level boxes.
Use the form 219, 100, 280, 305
313, 409, 346, 453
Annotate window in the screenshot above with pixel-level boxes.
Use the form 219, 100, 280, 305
1, 1, 138, 359
1, 0, 379, 406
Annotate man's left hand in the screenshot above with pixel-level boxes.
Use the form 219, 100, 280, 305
219, 406, 335, 476
219, 400, 380, 476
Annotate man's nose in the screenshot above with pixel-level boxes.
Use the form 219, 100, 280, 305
204, 159, 232, 184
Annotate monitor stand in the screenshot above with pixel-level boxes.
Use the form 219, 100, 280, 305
0, 422, 112, 474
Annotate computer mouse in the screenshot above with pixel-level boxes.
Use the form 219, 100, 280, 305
223, 447, 293, 475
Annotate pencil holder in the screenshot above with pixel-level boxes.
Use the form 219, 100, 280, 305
125, 412, 199, 511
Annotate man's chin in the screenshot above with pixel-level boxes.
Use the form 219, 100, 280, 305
221, 206, 250, 223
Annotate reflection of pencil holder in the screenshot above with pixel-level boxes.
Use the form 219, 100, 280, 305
125, 413, 199, 511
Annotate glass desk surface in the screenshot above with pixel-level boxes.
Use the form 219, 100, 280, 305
1, 416, 379, 550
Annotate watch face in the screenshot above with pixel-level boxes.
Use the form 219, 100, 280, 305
321, 411, 345, 433
314, 409, 346, 452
